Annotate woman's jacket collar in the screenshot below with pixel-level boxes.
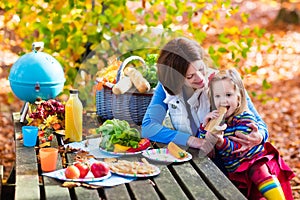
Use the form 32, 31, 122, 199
162, 85, 207, 107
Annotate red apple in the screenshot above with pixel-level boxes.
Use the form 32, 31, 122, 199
74, 162, 90, 178
90, 162, 110, 178
65, 165, 80, 179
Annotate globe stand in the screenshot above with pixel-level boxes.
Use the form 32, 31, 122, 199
8, 41, 65, 124
20, 102, 29, 124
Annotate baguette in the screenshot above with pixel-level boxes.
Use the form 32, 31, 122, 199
204, 106, 227, 134
112, 76, 133, 95
124, 67, 150, 93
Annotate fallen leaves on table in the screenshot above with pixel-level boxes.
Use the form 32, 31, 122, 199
61, 181, 102, 189
62, 181, 81, 188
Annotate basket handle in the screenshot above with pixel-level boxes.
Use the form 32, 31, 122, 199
116, 56, 146, 82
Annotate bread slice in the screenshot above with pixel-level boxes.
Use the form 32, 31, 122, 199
112, 76, 133, 95
124, 67, 150, 93
204, 106, 227, 134
167, 142, 188, 159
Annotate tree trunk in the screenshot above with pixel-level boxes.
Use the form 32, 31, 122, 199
275, 2, 300, 24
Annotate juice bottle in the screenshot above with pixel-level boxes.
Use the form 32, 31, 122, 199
65, 89, 83, 142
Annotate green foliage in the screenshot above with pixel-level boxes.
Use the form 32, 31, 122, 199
1, 0, 272, 109
262, 79, 272, 90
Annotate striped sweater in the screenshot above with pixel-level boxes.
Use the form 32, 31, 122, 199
198, 111, 265, 172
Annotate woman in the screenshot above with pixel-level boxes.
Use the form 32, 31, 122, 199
141, 37, 268, 157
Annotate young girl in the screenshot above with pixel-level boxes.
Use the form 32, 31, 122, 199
198, 68, 295, 199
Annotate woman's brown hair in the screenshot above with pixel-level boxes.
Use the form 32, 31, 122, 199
156, 37, 208, 95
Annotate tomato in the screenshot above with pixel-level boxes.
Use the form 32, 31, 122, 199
91, 162, 110, 178
65, 165, 80, 179
47, 134, 53, 141
74, 162, 90, 178
38, 130, 44, 137
40, 138, 47, 143
127, 138, 151, 152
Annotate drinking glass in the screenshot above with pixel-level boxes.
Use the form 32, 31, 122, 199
39, 148, 58, 172
22, 126, 38, 147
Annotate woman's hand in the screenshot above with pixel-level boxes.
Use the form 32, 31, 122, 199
187, 133, 220, 158
229, 123, 263, 155
187, 136, 204, 149
187, 136, 214, 155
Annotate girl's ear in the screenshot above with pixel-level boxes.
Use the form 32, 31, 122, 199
237, 95, 241, 108
207, 67, 217, 83
208, 72, 215, 83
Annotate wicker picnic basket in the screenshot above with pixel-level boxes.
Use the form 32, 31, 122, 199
112, 56, 154, 125
95, 83, 114, 121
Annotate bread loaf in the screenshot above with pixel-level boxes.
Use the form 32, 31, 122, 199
124, 67, 150, 93
112, 76, 133, 95
204, 106, 227, 134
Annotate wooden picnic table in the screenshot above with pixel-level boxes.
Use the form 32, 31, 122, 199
7, 112, 247, 200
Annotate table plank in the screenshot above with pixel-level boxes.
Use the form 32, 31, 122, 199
73, 187, 100, 199
192, 152, 247, 200
15, 174, 40, 200
15, 144, 40, 200
104, 184, 132, 200
13, 112, 40, 200
128, 179, 160, 200
43, 177, 71, 200
172, 162, 218, 200
152, 165, 189, 200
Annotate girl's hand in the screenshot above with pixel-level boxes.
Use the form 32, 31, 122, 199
203, 110, 219, 127
229, 123, 263, 155
206, 130, 224, 149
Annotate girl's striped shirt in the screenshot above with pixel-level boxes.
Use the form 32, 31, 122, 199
198, 111, 264, 172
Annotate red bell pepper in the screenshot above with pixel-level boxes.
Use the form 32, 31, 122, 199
127, 138, 151, 152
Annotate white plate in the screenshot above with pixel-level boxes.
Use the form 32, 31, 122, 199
110, 163, 160, 178
43, 168, 111, 182
99, 147, 144, 156
142, 148, 192, 163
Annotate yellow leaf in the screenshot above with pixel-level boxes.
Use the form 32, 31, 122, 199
54, 1, 66, 10
200, 15, 209, 25
224, 27, 240, 35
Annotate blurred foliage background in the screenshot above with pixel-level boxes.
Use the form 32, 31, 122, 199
0, 0, 275, 108
1, 1, 300, 197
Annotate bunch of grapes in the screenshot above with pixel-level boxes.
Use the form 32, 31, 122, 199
29, 99, 65, 120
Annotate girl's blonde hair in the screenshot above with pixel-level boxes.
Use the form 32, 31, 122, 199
209, 68, 248, 123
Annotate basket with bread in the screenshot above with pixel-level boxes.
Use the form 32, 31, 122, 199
95, 54, 158, 125
95, 59, 121, 120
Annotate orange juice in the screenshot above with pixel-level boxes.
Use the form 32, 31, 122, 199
65, 89, 83, 142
